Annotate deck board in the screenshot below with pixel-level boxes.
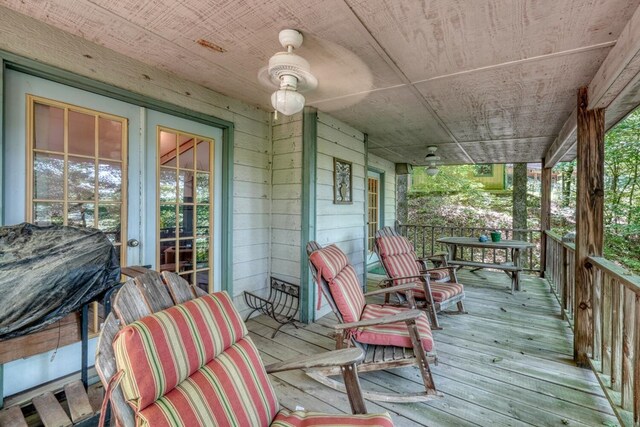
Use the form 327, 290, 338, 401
246, 270, 619, 426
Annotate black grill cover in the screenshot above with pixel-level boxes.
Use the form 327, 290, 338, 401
0, 223, 120, 340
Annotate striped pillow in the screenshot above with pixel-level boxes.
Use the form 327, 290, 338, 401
309, 244, 349, 281
310, 245, 365, 323
136, 338, 279, 427
357, 304, 434, 352
376, 236, 414, 257
114, 292, 249, 411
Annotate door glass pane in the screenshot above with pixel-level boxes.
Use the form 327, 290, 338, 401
68, 156, 96, 201
159, 204, 177, 239
33, 202, 64, 226
196, 205, 209, 236
98, 204, 122, 244
34, 103, 64, 152
67, 202, 95, 228
179, 170, 194, 202
34, 153, 64, 200
196, 140, 210, 171
178, 239, 194, 272
68, 110, 95, 156
178, 135, 194, 169
98, 161, 122, 201
196, 172, 210, 203
196, 237, 209, 269
178, 205, 194, 238
159, 240, 177, 272
159, 130, 177, 167
98, 118, 123, 160
159, 168, 177, 202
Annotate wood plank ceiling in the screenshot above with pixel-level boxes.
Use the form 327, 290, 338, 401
4, 0, 640, 165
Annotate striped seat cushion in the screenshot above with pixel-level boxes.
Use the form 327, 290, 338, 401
428, 268, 450, 281
356, 304, 434, 352
309, 245, 365, 323
412, 282, 465, 303
114, 291, 279, 426
135, 338, 279, 427
271, 410, 394, 426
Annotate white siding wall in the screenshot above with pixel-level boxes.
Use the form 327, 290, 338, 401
270, 114, 303, 285
367, 153, 397, 227
315, 112, 366, 318
0, 8, 271, 312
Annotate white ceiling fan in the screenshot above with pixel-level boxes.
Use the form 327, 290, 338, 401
258, 29, 373, 117
424, 146, 441, 176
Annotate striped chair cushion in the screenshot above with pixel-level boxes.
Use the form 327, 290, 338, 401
356, 304, 434, 352
428, 268, 450, 281
376, 235, 414, 257
310, 246, 365, 323
411, 282, 464, 303
113, 292, 250, 411
309, 244, 349, 281
271, 410, 394, 426
137, 338, 279, 427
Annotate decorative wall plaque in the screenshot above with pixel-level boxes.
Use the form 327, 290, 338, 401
334, 158, 353, 204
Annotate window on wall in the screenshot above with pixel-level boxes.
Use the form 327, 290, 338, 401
27, 95, 127, 265
368, 177, 380, 251
157, 127, 214, 293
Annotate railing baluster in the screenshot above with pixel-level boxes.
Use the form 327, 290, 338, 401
593, 268, 603, 362
622, 286, 636, 411
612, 280, 623, 392
602, 274, 613, 375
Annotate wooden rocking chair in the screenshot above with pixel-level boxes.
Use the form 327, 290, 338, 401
374, 226, 466, 330
95, 270, 395, 426
307, 241, 441, 403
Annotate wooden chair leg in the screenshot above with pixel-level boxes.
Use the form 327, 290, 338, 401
406, 320, 438, 395
429, 303, 442, 330
457, 300, 467, 314
341, 363, 367, 414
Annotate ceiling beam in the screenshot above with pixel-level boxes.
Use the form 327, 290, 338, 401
545, 3, 640, 168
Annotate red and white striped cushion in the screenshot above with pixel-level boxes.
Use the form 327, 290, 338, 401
411, 282, 465, 303
137, 338, 279, 427
309, 244, 349, 281
376, 235, 414, 257
356, 304, 434, 352
309, 246, 365, 323
271, 410, 394, 426
376, 236, 422, 284
428, 268, 450, 281
114, 292, 249, 411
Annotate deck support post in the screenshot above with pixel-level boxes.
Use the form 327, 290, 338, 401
396, 173, 408, 225
540, 159, 552, 278
574, 86, 605, 367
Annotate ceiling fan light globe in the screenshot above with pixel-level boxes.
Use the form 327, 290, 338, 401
426, 166, 439, 176
271, 89, 305, 116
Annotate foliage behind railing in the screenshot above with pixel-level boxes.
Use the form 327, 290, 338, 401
397, 223, 542, 272
545, 231, 640, 426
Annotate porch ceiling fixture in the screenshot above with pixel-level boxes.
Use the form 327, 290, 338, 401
425, 146, 441, 176
259, 29, 318, 117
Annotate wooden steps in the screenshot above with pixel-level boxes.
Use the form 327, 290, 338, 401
0, 381, 102, 427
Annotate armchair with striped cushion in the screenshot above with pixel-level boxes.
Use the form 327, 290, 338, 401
96, 270, 394, 427
307, 241, 440, 403
374, 227, 466, 330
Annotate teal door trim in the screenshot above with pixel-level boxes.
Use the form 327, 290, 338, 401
300, 107, 318, 323
367, 166, 386, 228
0, 51, 234, 294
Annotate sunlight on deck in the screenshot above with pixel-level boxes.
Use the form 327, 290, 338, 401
246, 270, 618, 427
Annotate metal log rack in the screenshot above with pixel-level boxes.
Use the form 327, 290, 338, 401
244, 277, 300, 337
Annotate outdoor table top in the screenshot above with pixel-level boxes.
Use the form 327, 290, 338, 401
436, 236, 535, 250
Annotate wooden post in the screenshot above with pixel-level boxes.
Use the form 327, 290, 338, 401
396, 173, 408, 225
574, 86, 605, 366
540, 159, 552, 278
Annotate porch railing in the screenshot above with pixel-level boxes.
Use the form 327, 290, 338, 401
545, 231, 640, 426
545, 231, 576, 326
397, 223, 543, 273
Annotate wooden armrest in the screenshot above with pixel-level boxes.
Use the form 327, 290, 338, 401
365, 283, 422, 297
264, 348, 364, 374
421, 266, 455, 273
335, 309, 423, 330
416, 252, 447, 261
378, 275, 426, 286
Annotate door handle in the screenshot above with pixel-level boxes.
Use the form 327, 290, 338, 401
127, 239, 140, 247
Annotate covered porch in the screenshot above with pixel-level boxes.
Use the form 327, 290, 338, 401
248, 269, 616, 426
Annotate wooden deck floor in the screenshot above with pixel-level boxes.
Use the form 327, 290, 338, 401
246, 269, 619, 427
